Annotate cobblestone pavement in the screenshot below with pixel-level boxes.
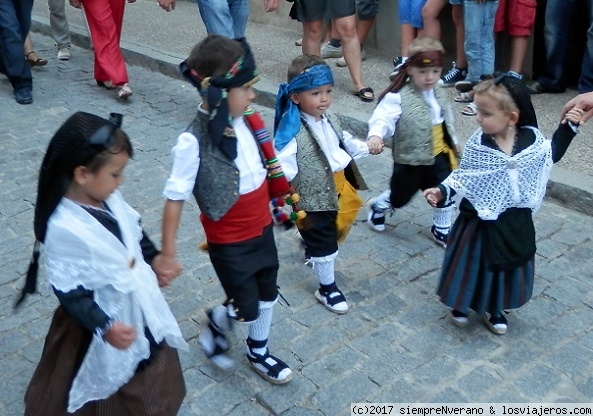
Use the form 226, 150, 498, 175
1, 34, 593, 416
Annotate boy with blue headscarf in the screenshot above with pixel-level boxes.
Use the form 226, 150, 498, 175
274, 55, 380, 314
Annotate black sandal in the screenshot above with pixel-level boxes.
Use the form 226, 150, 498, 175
353, 86, 374, 102
246, 338, 292, 385
25, 51, 48, 67
198, 309, 234, 369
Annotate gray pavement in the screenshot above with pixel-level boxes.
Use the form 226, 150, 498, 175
0, 7, 592, 415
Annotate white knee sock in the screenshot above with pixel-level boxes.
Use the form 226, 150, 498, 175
248, 302, 275, 355
433, 206, 454, 234
309, 251, 338, 286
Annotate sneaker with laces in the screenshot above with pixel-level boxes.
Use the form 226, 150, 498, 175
335, 49, 366, 67
438, 63, 467, 87
198, 309, 235, 369
431, 225, 448, 248
451, 310, 469, 327
367, 203, 386, 232
246, 347, 292, 385
388, 56, 406, 80
315, 284, 348, 314
484, 311, 508, 335
57, 45, 71, 61
320, 41, 342, 59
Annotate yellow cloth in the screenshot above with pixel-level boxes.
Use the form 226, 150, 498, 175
334, 170, 363, 243
432, 124, 458, 170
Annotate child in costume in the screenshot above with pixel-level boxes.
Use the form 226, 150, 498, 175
274, 54, 375, 315
19, 112, 188, 415
367, 37, 459, 248
160, 35, 293, 385
423, 75, 584, 335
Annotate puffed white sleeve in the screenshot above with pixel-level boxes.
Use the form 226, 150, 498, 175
367, 92, 402, 140
342, 130, 369, 160
275, 139, 298, 182
163, 132, 200, 201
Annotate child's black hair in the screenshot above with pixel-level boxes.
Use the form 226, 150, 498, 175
287, 55, 327, 83
186, 34, 245, 79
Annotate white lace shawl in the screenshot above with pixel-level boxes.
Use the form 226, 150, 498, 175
44, 190, 188, 413
443, 126, 554, 220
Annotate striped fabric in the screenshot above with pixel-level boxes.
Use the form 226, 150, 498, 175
25, 307, 185, 416
437, 214, 535, 315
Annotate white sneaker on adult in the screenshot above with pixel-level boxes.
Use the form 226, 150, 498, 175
335, 49, 366, 67
57, 45, 71, 61
320, 41, 342, 59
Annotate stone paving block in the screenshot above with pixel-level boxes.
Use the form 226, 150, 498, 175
536, 238, 570, 261
442, 331, 504, 364
399, 325, 458, 361
542, 277, 591, 306
350, 322, 407, 357
312, 370, 378, 415
456, 367, 504, 399
490, 340, 539, 373
289, 325, 347, 363
301, 346, 365, 386
363, 350, 424, 386
226, 400, 272, 416
552, 306, 593, 336
370, 377, 426, 403
512, 364, 563, 399
192, 371, 256, 414
356, 292, 407, 321
424, 387, 471, 403
547, 341, 593, 378
283, 406, 324, 416
256, 373, 318, 415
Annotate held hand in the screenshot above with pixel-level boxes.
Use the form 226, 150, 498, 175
158, 0, 175, 11
562, 107, 585, 125
367, 135, 384, 155
263, 0, 278, 12
69, 0, 82, 8
152, 254, 182, 287
561, 92, 593, 125
422, 187, 443, 208
104, 322, 136, 349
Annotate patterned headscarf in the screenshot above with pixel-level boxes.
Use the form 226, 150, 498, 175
274, 64, 334, 151
179, 37, 260, 160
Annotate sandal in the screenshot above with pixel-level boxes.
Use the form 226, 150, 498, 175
117, 83, 132, 100
353, 86, 374, 102
246, 338, 292, 385
484, 311, 508, 335
461, 102, 478, 116
25, 51, 48, 67
295, 38, 302, 47
198, 309, 234, 369
454, 92, 473, 103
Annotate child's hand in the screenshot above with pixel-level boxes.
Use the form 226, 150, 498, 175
367, 135, 384, 155
152, 254, 182, 287
423, 187, 443, 208
104, 322, 136, 349
562, 107, 585, 125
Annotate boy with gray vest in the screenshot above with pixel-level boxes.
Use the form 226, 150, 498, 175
274, 55, 379, 314
367, 37, 459, 248
159, 35, 292, 385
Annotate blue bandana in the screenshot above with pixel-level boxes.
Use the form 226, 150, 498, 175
273, 64, 334, 151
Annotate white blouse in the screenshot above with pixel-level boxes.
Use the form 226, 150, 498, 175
276, 112, 369, 182
163, 104, 268, 201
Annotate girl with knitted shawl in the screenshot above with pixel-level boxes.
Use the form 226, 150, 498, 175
424, 75, 584, 335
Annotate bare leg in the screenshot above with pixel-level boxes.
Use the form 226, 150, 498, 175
452, 4, 467, 68
509, 36, 529, 75
357, 17, 376, 45
302, 20, 324, 55
401, 23, 417, 57
420, 0, 447, 39
334, 14, 367, 91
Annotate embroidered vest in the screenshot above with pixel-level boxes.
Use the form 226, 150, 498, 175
188, 112, 241, 221
393, 83, 457, 166
291, 113, 367, 212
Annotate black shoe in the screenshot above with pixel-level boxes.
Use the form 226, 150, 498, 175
14, 89, 33, 105
527, 81, 564, 95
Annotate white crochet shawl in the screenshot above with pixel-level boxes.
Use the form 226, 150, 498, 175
443, 126, 553, 220
44, 190, 188, 413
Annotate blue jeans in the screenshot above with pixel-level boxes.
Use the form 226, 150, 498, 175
579, 20, 593, 93
196, 0, 249, 39
538, 0, 593, 92
463, 0, 498, 84
0, 0, 33, 92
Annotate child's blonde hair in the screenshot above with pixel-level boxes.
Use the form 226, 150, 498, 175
408, 36, 445, 56
473, 79, 519, 114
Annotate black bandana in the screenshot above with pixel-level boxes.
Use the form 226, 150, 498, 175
179, 37, 260, 160
494, 73, 538, 128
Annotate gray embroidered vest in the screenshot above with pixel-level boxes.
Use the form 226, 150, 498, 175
393, 83, 457, 166
188, 112, 241, 221
291, 113, 367, 212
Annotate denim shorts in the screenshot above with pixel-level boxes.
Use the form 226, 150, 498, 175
399, 0, 428, 28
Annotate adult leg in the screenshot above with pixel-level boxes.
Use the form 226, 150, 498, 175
463, 0, 486, 84
578, 9, 593, 93
0, 0, 33, 96
48, 0, 71, 49
195, 0, 235, 38
451, 3, 466, 69
228, 0, 249, 39
421, 0, 447, 40
302, 19, 324, 55
81, 0, 128, 85
334, 14, 369, 93
23, 32, 48, 66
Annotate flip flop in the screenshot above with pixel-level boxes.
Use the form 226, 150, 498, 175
353, 87, 374, 102
25, 52, 48, 67
461, 102, 478, 116
295, 38, 302, 47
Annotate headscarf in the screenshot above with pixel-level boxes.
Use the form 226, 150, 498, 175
493, 73, 538, 128
179, 37, 260, 160
379, 50, 444, 102
15, 112, 124, 308
273, 64, 334, 151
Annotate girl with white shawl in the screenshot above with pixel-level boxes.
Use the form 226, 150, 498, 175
18, 112, 188, 415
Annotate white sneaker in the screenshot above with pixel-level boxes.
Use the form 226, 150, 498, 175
320, 42, 342, 59
335, 49, 366, 67
57, 45, 71, 61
